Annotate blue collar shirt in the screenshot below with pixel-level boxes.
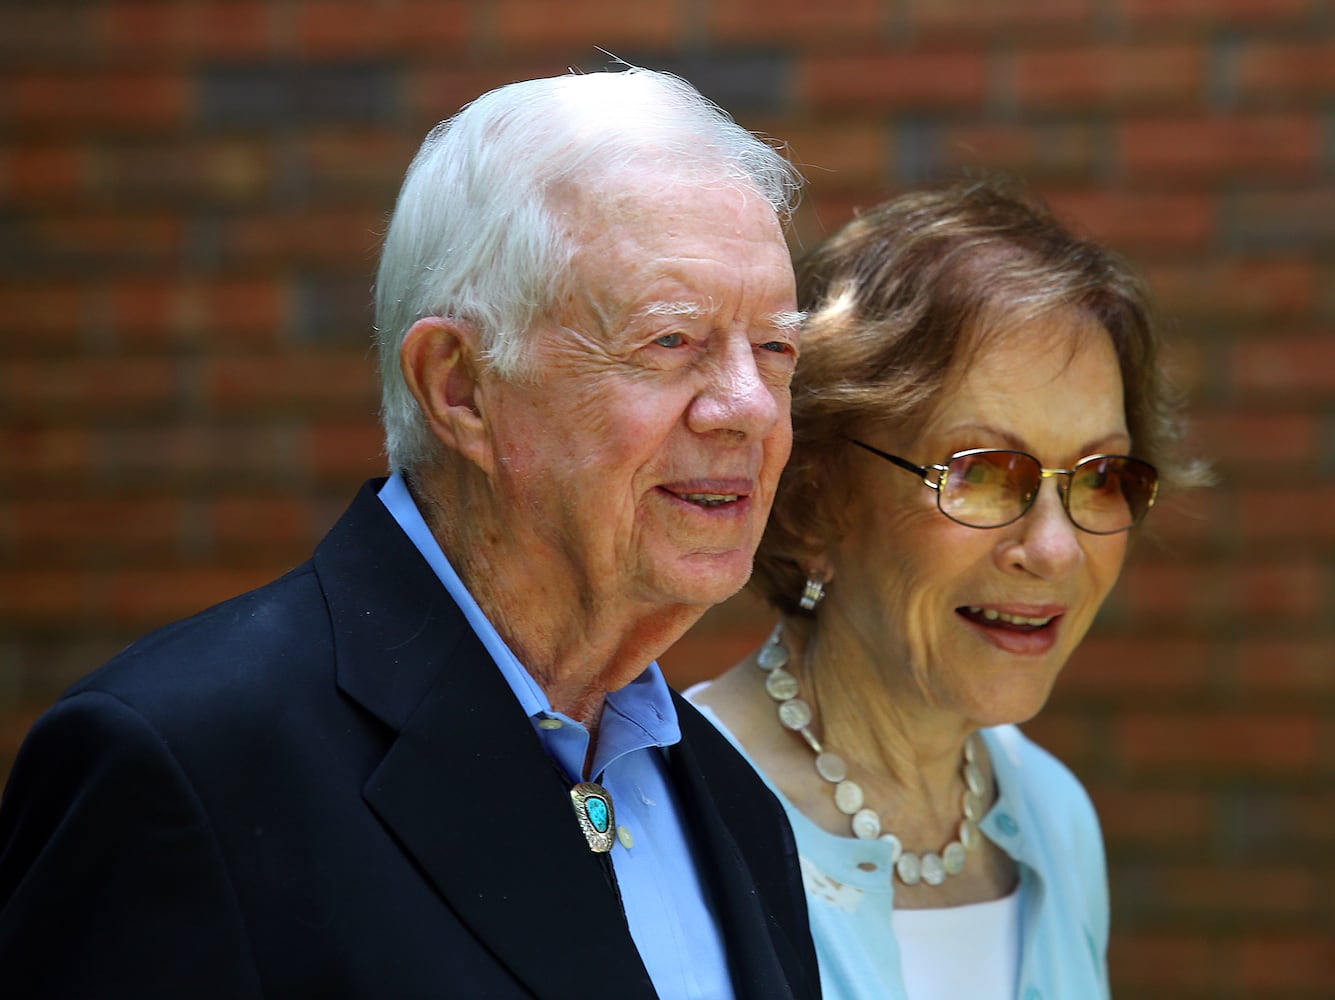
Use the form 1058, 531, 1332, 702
378, 473, 734, 999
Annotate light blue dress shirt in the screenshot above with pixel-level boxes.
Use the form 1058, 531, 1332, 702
378, 473, 735, 999
692, 696, 1110, 1000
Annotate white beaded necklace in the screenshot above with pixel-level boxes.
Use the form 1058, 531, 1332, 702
757, 625, 985, 888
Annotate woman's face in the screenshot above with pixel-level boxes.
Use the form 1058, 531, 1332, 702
826, 310, 1132, 730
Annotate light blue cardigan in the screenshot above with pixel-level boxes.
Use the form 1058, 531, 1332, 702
691, 703, 1111, 1000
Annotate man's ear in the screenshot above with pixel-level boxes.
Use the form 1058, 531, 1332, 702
399, 316, 494, 474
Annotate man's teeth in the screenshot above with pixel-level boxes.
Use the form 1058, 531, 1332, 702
967, 606, 1053, 627
681, 493, 738, 507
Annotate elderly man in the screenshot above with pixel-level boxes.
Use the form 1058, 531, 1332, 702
0, 69, 819, 998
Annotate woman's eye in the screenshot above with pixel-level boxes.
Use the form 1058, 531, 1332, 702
653, 332, 685, 349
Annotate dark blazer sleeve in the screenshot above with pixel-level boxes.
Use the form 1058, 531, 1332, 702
0, 691, 262, 999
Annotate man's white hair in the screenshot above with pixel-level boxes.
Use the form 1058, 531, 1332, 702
374, 66, 803, 473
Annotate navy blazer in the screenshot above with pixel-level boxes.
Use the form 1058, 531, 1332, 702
0, 481, 820, 999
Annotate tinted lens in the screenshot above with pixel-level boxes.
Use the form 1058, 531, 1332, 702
1066, 455, 1159, 533
938, 450, 1041, 528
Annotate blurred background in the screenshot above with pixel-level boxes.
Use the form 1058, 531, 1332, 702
1, 1, 1331, 996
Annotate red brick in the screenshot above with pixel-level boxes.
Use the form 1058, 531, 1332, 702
1018, 709, 1102, 772
9, 72, 189, 130
0, 428, 91, 481
1087, 784, 1211, 851
295, 0, 469, 56
495, 0, 678, 49
1138, 487, 1218, 548
0, 6, 97, 63
907, 0, 1096, 35
88, 139, 277, 205
1115, 712, 1320, 776
1234, 933, 1335, 992
753, 121, 890, 191
100, 567, 285, 629
2, 143, 85, 201
204, 352, 378, 415
937, 122, 1102, 178
93, 425, 303, 488
298, 130, 420, 196
1113, 560, 1223, 624
1060, 635, 1215, 700
1145, 258, 1316, 320
800, 50, 987, 111
103, 277, 287, 349
1235, 637, 1335, 694
1015, 43, 1207, 111
193, 0, 277, 58
307, 421, 386, 480
27, 212, 185, 267
98, 0, 276, 59
208, 495, 325, 552
0, 569, 95, 625
0, 358, 182, 419
219, 209, 387, 265
1108, 929, 1218, 994
1041, 187, 1213, 254
0, 281, 90, 352
1237, 485, 1335, 546
1188, 410, 1320, 467
99, 0, 193, 57
707, 0, 884, 43
1229, 186, 1335, 256
1120, 113, 1320, 180
2, 496, 183, 562
1116, 0, 1314, 26
409, 62, 576, 123
1118, 862, 1321, 923
1232, 331, 1335, 396
1234, 561, 1328, 623
1235, 38, 1335, 105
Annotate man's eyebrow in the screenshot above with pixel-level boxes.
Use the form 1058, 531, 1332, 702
635, 301, 706, 321
767, 310, 807, 333
632, 302, 807, 332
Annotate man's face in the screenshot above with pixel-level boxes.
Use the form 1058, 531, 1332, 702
475, 176, 798, 615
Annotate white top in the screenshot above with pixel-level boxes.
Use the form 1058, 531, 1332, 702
893, 892, 1021, 1000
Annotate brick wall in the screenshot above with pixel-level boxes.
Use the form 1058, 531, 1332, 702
2, 2, 1332, 996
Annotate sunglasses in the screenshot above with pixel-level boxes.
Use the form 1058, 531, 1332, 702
849, 441, 1159, 535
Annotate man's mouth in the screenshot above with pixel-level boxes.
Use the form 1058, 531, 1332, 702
958, 606, 1056, 630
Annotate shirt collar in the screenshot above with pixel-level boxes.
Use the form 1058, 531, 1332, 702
377, 471, 680, 774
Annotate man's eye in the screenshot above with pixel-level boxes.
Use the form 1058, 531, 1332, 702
758, 340, 794, 355
653, 333, 686, 348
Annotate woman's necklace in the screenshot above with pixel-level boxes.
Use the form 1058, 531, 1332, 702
757, 625, 985, 888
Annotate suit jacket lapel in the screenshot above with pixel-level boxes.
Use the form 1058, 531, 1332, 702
670, 697, 820, 1000
316, 483, 657, 999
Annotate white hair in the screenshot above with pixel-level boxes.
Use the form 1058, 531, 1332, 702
374, 66, 803, 473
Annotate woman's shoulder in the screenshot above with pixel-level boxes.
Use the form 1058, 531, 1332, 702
981, 724, 1100, 835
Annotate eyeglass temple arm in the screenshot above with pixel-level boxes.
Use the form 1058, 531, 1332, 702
848, 440, 945, 490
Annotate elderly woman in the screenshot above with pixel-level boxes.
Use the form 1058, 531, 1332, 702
690, 181, 1204, 1000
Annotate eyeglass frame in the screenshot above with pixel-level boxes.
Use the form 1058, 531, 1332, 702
848, 439, 1159, 535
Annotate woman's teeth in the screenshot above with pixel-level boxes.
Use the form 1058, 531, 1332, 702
966, 607, 1053, 627
681, 493, 738, 507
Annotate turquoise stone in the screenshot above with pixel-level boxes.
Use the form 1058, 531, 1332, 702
585, 796, 610, 832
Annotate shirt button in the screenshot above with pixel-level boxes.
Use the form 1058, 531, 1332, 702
996, 812, 1019, 836
536, 718, 563, 730
617, 825, 634, 849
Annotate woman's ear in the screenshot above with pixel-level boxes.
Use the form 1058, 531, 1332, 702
399, 317, 494, 474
